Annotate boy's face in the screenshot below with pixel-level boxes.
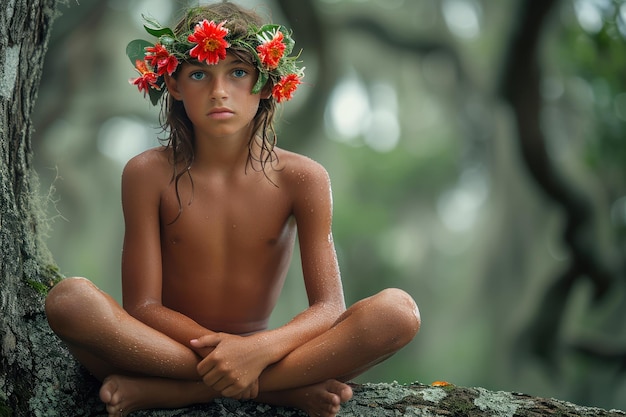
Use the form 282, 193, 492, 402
165, 53, 267, 140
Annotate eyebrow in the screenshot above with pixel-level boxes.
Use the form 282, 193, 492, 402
185, 57, 252, 70
225, 57, 255, 68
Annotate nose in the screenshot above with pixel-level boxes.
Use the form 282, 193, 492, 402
210, 75, 227, 100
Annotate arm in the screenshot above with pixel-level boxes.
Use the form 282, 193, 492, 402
120, 150, 215, 357
195, 155, 346, 395
258, 157, 347, 355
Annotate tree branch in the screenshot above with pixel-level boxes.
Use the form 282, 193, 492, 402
498, 0, 618, 365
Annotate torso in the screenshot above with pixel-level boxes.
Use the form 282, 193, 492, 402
157, 148, 298, 334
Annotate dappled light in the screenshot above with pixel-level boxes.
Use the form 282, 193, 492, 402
436, 164, 489, 233
441, 0, 482, 39
324, 74, 371, 143
97, 117, 158, 165
325, 76, 401, 152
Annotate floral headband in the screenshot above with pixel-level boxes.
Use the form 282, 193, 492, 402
126, 15, 305, 105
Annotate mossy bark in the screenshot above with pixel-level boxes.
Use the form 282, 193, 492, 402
0, 0, 64, 415
7, 357, 626, 417
124, 382, 626, 416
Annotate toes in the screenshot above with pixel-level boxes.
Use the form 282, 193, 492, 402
340, 384, 353, 402
99, 378, 115, 404
100, 377, 126, 416
325, 380, 353, 402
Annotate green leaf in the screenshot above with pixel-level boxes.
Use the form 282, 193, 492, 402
126, 39, 153, 65
144, 25, 175, 39
160, 35, 176, 46
141, 14, 175, 37
148, 81, 165, 106
253, 71, 269, 94
258, 24, 281, 34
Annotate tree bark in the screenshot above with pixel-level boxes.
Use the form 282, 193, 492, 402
0, 0, 73, 415
36, 380, 624, 417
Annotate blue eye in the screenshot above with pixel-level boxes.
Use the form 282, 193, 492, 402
233, 69, 247, 78
190, 71, 205, 80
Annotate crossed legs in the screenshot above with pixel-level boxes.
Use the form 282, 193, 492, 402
45, 278, 420, 417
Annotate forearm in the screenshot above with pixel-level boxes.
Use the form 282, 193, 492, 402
128, 303, 216, 356
255, 301, 345, 364
191, 300, 344, 398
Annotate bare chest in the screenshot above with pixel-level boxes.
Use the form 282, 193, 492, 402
159, 173, 293, 247
157, 173, 296, 328
156, 170, 298, 296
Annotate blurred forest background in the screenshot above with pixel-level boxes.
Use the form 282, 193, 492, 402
32, 0, 625, 411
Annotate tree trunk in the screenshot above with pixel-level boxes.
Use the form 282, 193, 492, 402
0, 1, 93, 416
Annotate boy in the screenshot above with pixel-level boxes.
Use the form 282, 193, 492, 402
45, 3, 420, 417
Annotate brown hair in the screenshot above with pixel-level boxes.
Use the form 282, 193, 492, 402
160, 2, 279, 221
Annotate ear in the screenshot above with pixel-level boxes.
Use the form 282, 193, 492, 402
164, 74, 183, 101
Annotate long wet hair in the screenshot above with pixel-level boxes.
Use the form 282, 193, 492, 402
160, 2, 279, 221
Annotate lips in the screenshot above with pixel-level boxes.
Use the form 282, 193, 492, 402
207, 107, 234, 119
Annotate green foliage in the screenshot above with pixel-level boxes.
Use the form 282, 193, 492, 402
26, 279, 49, 295
24, 264, 63, 295
559, 1, 626, 183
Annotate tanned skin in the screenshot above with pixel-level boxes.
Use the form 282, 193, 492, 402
45, 55, 420, 417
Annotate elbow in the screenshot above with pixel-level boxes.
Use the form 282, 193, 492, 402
318, 300, 346, 324
332, 300, 347, 317
124, 300, 159, 324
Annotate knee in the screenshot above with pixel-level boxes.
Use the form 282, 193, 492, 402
368, 288, 421, 349
45, 277, 100, 335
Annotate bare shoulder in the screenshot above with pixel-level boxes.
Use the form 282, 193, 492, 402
123, 147, 170, 177
121, 147, 173, 188
274, 148, 331, 190
121, 147, 173, 212
273, 149, 333, 220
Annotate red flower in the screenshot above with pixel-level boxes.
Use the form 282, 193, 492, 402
145, 43, 179, 76
188, 20, 229, 65
130, 59, 160, 96
272, 73, 301, 103
256, 31, 285, 70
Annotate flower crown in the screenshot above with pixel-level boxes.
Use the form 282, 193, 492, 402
126, 15, 305, 105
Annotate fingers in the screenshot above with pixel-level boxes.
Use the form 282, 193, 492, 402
199, 367, 258, 399
198, 358, 237, 392
196, 354, 219, 379
220, 379, 259, 399
220, 380, 244, 398
204, 370, 244, 395
190, 333, 220, 348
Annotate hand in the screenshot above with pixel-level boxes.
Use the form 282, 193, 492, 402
190, 333, 271, 399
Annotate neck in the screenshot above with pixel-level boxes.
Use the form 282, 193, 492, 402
191, 128, 257, 175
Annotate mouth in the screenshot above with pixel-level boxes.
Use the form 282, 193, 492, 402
207, 107, 234, 119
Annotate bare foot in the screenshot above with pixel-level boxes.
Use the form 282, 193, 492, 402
259, 379, 353, 417
99, 375, 218, 416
